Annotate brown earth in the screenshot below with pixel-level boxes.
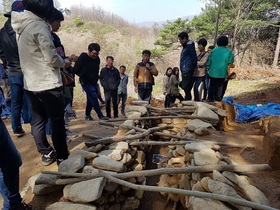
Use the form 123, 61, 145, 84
1, 86, 280, 209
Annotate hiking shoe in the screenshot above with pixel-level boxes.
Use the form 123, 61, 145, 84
57, 158, 66, 166
14, 201, 32, 210
85, 115, 94, 121
14, 129, 25, 138
99, 116, 109, 120
66, 129, 78, 138
41, 150, 56, 166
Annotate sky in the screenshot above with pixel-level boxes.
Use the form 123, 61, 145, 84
58, 0, 204, 23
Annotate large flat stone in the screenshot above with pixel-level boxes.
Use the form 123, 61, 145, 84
92, 156, 125, 172
63, 177, 106, 203
46, 202, 96, 210
193, 151, 219, 166
58, 155, 85, 173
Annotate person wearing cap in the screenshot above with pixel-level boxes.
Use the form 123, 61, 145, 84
11, 0, 71, 166
0, 0, 32, 138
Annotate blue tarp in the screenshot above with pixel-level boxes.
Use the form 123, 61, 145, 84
223, 96, 280, 123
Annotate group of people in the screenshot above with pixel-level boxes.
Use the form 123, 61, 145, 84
163, 32, 234, 107
0, 1, 235, 209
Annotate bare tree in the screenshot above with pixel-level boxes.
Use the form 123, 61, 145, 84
0, 0, 14, 13
272, 27, 280, 69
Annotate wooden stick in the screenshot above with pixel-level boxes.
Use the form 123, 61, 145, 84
42, 164, 271, 181
40, 170, 276, 210
84, 125, 173, 146
129, 141, 255, 148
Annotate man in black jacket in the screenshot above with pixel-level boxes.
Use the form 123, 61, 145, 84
0, 1, 32, 137
74, 43, 108, 120
100, 56, 120, 118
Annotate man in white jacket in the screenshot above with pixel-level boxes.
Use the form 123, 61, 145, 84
12, 0, 71, 165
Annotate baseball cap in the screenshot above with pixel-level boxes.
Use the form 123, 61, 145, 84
4, 1, 25, 17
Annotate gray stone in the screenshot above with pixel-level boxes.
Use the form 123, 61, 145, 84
63, 177, 106, 203
82, 165, 99, 174
222, 171, 250, 187
187, 119, 213, 131
125, 111, 142, 120
196, 102, 218, 111
98, 149, 124, 161
120, 153, 132, 164
185, 142, 219, 153
108, 142, 129, 151
208, 179, 251, 210
196, 105, 219, 121
58, 155, 85, 173
212, 170, 234, 187
46, 202, 97, 210
242, 184, 269, 205
69, 149, 97, 160
125, 105, 147, 115
122, 197, 140, 210
189, 196, 232, 210
92, 156, 125, 172
28, 173, 63, 195
194, 127, 210, 136
193, 151, 219, 166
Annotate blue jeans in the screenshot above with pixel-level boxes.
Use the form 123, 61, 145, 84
9, 76, 32, 133
81, 83, 104, 118
0, 120, 22, 209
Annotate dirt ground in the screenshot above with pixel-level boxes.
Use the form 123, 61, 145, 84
1, 86, 280, 209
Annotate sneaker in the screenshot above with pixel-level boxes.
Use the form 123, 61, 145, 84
66, 129, 78, 138
14, 129, 25, 138
85, 115, 94, 121
99, 116, 109, 120
14, 201, 32, 210
57, 158, 66, 165
41, 150, 56, 166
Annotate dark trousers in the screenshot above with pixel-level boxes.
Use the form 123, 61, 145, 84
0, 120, 22, 209
138, 88, 152, 102
207, 77, 225, 101
117, 93, 127, 114
181, 71, 194, 100
166, 94, 184, 107
105, 89, 118, 118
203, 73, 210, 100
26, 88, 69, 159
193, 76, 205, 101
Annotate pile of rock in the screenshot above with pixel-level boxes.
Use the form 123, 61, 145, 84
157, 141, 269, 209
31, 141, 146, 210
155, 101, 226, 140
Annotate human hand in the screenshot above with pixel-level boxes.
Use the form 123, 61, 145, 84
70, 54, 79, 62
134, 86, 138, 93
64, 59, 72, 68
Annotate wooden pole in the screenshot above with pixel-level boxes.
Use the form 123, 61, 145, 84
84, 125, 173, 146
42, 164, 271, 181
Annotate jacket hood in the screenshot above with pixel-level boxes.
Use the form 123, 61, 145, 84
11, 10, 44, 35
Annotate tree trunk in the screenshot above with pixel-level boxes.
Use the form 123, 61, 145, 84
272, 27, 280, 69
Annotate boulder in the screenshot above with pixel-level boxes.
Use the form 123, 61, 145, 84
242, 184, 269, 205
212, 170, 234, 187
46, 202, 97, 210
125, 111, 142, 120
196, 106, 219, 121
82, 166, 99, 174
29, 173, 63, 195
92, 156, 125, 172
194, 127, 210, 136
222, 171, 250, 187
69, 149, 97, 160
185, 142, 219, 152
125, 105, 147, 115
58, 155, 85, 173
63, 177, 106, 203
193, 151, 219, 166
98, 149, 124, 161
189, 196, 232, 210
187, 119, 213, 131
108, 142, 129, 151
